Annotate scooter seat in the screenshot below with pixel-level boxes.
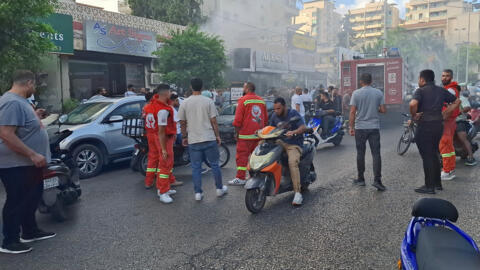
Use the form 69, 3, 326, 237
416, 226, 480, 270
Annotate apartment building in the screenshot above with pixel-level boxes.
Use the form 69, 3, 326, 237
349, 1, 400, 48
293, 0, 341, 47
404, 0, 469, 24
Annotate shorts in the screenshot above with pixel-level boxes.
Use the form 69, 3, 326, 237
456, 121, 468, 133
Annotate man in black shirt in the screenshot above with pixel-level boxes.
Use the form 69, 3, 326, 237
317, 91, 337, 138
410, 70, 460, 194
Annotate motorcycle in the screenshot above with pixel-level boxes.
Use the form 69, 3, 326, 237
39, 130, 81, 222
244, 118, 317, 213
399, 198, 480, 270
122, 117, 231, 176
453, 120, 479, 159
307, 109, 345, 148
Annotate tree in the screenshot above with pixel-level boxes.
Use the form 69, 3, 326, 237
455, 44, 480, 84
0, 0, 56, 91
154, 26, 227, 91
128, 0, 204, 26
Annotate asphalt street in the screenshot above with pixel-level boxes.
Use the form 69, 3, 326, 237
1, 112, 480, 270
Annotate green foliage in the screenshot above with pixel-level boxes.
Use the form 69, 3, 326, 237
455, 44, 480, 83
0, 0, 57, 92
62, 98, 79, 113
128, 0, 204, 26
154, 26, 227, 91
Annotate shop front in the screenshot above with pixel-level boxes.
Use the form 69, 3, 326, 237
68, 20, 157, 100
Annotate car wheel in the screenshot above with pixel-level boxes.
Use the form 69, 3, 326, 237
73, 144, 104, 179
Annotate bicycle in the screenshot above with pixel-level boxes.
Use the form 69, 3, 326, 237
397, 113, 417, 155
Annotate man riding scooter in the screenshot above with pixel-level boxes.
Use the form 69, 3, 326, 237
317, 91, 337, 139
269, 97, 307, 205
455, 86, 477, 166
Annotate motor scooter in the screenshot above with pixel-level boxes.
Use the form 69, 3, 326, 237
307, 109, 345, 148
454, 120, 479, 159
399, 198, 480, 270
39, 130, 81, 222
244, 118, 317, 213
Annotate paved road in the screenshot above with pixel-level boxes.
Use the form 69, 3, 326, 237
1, 113, 480, 269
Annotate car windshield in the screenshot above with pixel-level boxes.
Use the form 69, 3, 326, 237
221, 104, 236, 115
63, 102, 112, 125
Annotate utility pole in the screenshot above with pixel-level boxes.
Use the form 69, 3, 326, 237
383, 0, 387, 57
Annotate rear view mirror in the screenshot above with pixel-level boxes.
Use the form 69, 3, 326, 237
108, 115, 123, 123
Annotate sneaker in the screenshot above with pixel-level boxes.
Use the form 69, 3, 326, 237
465, 157, 478, 166
158, 190, 176, 196
414, 185, 435, 194
372, 181, 386, 191
216, 185, 228, 197
292, 192, 303, 206
171, 181, 184, 187
20, 230, 56, 243
353, 178, 366, 186
441, 171, 456, 181
158, 193, 173, 204
228, 178, 247, 186
145, 183, 154, 189
0, 242, 32, 254
201, 168, 210, 175
195, 193, 204, 201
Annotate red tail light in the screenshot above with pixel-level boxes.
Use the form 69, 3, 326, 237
43, 170, 57, 179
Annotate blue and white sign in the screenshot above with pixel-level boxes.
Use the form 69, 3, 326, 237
84, 20, 157, 58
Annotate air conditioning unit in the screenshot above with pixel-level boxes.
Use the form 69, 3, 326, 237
150, 73, 163, 85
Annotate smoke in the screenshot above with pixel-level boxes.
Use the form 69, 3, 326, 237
335, 0, 407, 18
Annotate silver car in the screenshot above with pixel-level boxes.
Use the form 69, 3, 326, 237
48, 96, 146, 179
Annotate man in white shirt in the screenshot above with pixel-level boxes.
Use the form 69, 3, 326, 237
291, 87, 305, 117
124, 85, 136, 97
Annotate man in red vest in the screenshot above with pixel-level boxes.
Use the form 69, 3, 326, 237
440, 69, 460, 181
229, 82, 268, 185
144, 84, 177, 203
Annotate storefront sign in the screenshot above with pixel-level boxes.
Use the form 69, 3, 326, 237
230, 87, 244, 101
289, 33, 316, 52
38, 13, 73, 54
255, 50, 288, 73
84, 20, 157, 57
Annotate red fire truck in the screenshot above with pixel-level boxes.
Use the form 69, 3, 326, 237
340, 57, 405, 105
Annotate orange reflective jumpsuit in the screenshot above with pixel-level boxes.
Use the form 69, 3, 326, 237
144, 95, 162, 187
440, 82, 460, 173
233, 93, 268, 180
155, 100, 177, 194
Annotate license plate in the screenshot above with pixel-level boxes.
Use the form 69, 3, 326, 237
44, 177, 59, 190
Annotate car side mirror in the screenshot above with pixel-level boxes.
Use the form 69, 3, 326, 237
59, 114, 68, 124
107, 115, 123, 123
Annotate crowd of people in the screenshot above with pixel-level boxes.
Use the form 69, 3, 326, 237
0, 67, 477, 254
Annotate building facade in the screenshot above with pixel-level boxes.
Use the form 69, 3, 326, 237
404, 0, 469, 25
349, 1, 400, 48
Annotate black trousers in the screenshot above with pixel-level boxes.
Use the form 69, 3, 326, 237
322, 115, 336, 136
0, 166, 43, 246
355, 129, 382, 182
415, 121, 443, 189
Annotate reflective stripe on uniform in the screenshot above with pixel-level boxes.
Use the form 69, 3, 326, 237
442, 152, 456, 158
238, 134, 258, 139
159, 174, 170, 178
146, 168, 157, 173
237, 166, 247, 171
244, 100, 265, 106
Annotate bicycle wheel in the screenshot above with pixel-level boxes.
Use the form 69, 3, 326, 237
397, 128, 413, 156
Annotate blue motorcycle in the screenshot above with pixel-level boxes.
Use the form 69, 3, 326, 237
307, 109, 345, 148
399, 198, 480, 270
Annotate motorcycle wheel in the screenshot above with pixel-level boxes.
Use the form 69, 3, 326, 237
397, 128, 413, 156
130, 154, 139, 172
245, 188, 266, 214
331, 135, 343, 146
50, 197, 67, 222
139, 152, 148, 176
205, 143, 230, 168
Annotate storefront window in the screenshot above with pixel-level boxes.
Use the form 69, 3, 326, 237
69, 61, 108, 101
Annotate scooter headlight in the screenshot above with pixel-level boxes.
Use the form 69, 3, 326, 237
249, 152, 275, 171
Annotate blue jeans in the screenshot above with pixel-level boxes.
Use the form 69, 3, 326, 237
188, 141, 223, 193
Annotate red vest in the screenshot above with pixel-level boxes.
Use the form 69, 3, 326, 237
156, 100, 177, 136
443, 82, 460, 120
144, 97, 160, 134
233, 93, 268, 140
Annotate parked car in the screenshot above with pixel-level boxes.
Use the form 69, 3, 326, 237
47, 96, 146, 179
217, 99, 274, 143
